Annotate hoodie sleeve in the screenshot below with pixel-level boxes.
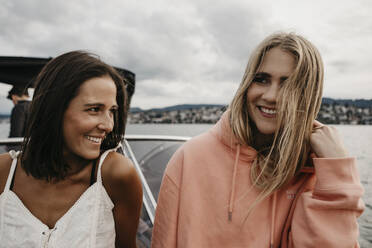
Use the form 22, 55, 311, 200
289, 157, 365, 248
151, 148, 184, 248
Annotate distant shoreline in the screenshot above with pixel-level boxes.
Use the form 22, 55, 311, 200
130, 98, 372, 113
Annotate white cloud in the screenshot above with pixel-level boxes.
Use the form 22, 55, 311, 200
0, 0, 371, 113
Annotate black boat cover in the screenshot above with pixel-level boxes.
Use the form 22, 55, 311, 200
0, 56, 135, 99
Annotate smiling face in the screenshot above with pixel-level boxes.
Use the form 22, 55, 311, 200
62, 75, 118, 163
247, 47, 295, 135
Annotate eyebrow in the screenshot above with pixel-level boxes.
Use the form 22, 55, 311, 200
255, 72, 289, 81
84, 103, 119, 108
255, 72, 271, 78
84, 103, 104, 107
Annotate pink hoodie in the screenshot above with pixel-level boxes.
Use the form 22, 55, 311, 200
152, 112, 364, 248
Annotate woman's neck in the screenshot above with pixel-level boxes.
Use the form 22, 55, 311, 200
251, 127, 274, 152
62, 152, 92, 178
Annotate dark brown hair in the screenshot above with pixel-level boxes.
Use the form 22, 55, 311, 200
21, 51, 128, 181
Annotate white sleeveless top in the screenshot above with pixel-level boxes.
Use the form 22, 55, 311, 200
0, 150, 116, 248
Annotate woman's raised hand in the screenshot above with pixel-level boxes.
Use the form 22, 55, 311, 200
310, 120, 349, 158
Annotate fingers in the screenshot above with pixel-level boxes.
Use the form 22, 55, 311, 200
312, 126, 323, 131
312, 120, 325, 132
313, 119, 324, 128
309, 124, 348, 158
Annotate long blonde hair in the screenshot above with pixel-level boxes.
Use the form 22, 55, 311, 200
229, 32, 323, 209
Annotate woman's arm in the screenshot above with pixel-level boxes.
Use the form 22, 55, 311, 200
0, 153, 13, 193
103, 152, 143, 248
151, 148, 184, 248
289, 157, 364, 247
288, 124, 364, 247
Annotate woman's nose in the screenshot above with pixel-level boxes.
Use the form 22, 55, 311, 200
98, 112, 114, 132
262, 83, 280, 103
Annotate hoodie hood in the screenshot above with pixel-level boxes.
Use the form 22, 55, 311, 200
211, 111, 315, 173
210, 111, 257, 163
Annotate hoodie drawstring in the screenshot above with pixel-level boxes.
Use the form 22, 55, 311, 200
270, 191, 277, 248
227, 143, 277, 248
228, 144, 240, 221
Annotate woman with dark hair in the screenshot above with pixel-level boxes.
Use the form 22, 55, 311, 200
152, 33, 364, 247
0, 51, 142, 247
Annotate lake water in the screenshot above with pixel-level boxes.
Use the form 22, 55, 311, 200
1, 121, 372, 246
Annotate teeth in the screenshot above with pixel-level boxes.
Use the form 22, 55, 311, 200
260, 107, 277, 115
85, 136, 102, 143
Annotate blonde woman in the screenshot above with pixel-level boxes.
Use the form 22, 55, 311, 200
151, 33, 364, 247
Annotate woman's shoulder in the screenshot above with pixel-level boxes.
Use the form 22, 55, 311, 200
100, 151, 141, 204
101, 152, 137, 184
0, 153, 13, 193
165, 131, 221, 177
165, 131, 214, 169
183, 130, 217, 149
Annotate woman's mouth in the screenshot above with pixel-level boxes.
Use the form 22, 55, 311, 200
258, 106, 277, 117
85, 135, 103, 144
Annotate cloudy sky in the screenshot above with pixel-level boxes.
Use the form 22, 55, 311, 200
0, 0, 371, 114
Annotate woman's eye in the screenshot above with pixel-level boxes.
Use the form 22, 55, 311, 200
87, 107, 100, 112
253, 76, 268, 84
280, 78, 288, 85
110, 108, 118, 114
